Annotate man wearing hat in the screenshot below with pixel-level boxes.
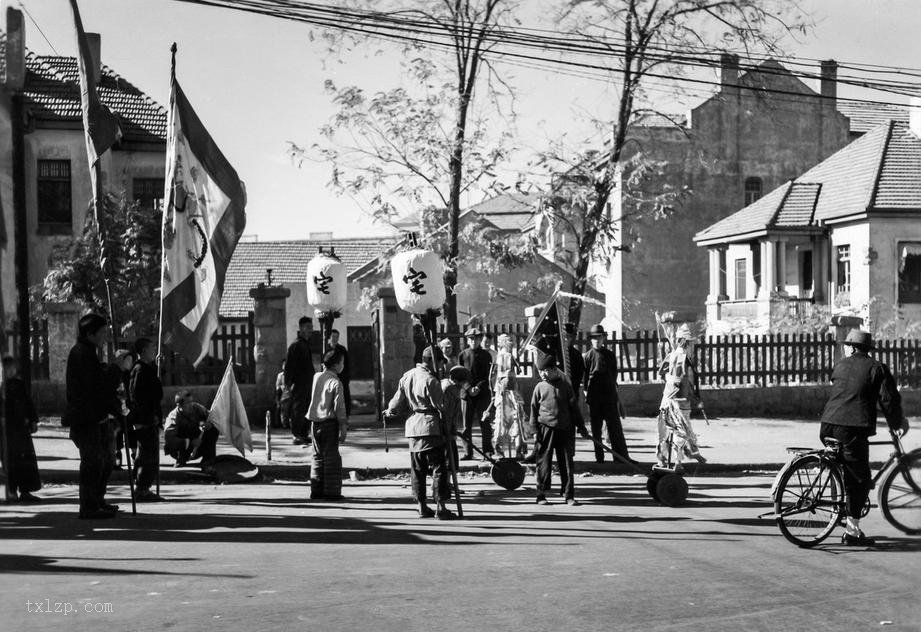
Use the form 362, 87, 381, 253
564, 323, 585, 400
819, 329, 909, 546
459, 328, 494, 460
64, 314, 121, 519
384, 346, 456, 519
582, 324, 631, 463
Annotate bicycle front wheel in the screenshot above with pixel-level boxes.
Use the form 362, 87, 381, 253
774, 454, 844, 547
879, 448, 921, 535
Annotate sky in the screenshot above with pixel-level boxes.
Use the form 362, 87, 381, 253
9, 0, 921, 241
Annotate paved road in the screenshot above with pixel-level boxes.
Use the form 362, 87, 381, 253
2, 474, 919, 632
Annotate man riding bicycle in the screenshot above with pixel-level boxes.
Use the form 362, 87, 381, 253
820, 329, 910, 546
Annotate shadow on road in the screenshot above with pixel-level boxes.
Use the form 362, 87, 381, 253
0, 553, 254, 578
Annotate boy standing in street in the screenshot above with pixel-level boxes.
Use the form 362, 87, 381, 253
307, 349, 349, 500
129, 337, 164, 502
530, 352, 588, 506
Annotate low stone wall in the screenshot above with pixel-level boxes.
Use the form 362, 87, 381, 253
31, 380, 275, 425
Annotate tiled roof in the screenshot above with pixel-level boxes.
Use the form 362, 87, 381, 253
838, 99, 909, 134
462, 192, 538, 232
221, 238, 398, 318
696, 121, 921, 242
1, 30, 166, 143
774, 183, 821, 227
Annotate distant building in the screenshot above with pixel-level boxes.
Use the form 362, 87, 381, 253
596, 55, 904, 332
695, 116, 921, 335
1, 12, 166, 325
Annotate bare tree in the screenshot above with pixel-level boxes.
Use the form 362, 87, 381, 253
290, 0, 520, 331
544, 0, 807, 328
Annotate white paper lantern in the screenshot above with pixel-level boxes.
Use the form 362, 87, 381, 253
306, 253, 347, 313
391, 248, 446, 313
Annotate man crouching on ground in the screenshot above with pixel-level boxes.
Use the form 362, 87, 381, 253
530, 351, 588, 506
384, 346, 457, 520
307, 349, 349, 500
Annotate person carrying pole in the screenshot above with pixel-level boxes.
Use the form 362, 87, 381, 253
384, 346, 458, 520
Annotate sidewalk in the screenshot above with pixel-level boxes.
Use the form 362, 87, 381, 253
22, 414, 921, 485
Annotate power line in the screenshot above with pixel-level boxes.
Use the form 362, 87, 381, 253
18, 1, 60, 56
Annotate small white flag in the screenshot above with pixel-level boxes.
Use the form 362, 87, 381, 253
208, 360, 252, 456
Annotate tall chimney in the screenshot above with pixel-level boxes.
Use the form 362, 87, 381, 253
820, 59, 837, 107
720, 52, 739, 93
4, 7, 25, 91
86, 32, 101, 85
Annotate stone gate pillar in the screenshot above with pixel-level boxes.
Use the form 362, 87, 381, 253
377, 287, 413, 399
45, 302, 81, 383
249, 283, 291, 388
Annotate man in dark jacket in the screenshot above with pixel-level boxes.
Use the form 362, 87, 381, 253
564, 323, 584, 399
459, 328, 493, 460
285, 316, 316, 445
329, 328, 351, 417
820, 329, 909, 546
65, 314, 119, 519
129, 337, 164, 502
582, 324, 631, 463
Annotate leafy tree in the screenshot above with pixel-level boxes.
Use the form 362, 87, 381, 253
34, 193, 161, 343
289, 0, 520, 331
538, 0, 807, 328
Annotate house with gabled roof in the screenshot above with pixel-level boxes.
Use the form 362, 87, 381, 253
694, 113, 921, 334
597, 54, 908, 333
1, 10, 166, 324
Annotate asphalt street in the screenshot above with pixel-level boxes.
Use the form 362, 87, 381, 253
1, 474, 919, 632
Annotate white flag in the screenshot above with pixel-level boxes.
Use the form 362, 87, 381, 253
208, 360, 252, 456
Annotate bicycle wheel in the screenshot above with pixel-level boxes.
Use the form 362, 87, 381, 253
879, 448, 921, 535
774, 454, 844, 547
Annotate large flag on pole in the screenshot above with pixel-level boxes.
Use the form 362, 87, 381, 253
160, 48, 246, 367
208, 360, 252, 457
69, 0, 122, 170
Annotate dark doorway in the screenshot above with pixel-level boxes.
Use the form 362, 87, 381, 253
347, 326, 374, 380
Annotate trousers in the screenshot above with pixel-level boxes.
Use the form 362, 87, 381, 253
134, 426, 160, 492
819, 422, 871, 518
290, 388, 311, 441
461, 396, 492, 457
310, 420, 342, 499
410, 447, 449, 504
70, 423, 110, 513
535, 425, 575, 500
588, 399, 629, 461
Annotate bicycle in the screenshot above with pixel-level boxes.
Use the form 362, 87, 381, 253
771, 429, 921, 547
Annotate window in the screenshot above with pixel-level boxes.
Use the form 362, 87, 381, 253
37, 159, 72, 234
744, 177, 763, 206
734, 258, 747, 300
133, 178, 165, 210
899, 242, 921, 304
801, 250, 813, 292
836, 245, 851, 294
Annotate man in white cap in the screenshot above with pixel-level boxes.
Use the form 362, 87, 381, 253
820, 329, 909, 546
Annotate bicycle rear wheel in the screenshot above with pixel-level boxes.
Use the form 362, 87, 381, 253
879, 448, 921, 535
774, 454, 843, 547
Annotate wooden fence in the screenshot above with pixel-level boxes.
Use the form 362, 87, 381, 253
5, 319, 49, 380
435, 324, 921, 388
160, 313, 256, 386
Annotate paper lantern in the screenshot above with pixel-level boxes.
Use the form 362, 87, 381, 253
306, 252, 347, 313
391, 248, 446, 313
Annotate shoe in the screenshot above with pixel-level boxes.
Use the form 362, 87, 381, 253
136, 490, 164, 503
18, 492, 41, 503
436, 509, 458, 521
536, 495, 550, 505
292, 437, 308, 445
595, 458, 604, 464
460, 455, 476, 461
841, 532, 876, 547
101, 503, 120, 512
173, 460, 187, 468
523, 453, 536, 464
79, 509, 116, 519
418, 505, 436, 518
565, 498, 581, 506
694, 454, 707, 464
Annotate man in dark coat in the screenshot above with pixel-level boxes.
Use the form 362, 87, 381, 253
458, 328, 493, 460
285, 316, 316, 445
564, 323, 584, 399
820, 329, 909, 546
129, 337, 163, 502
1, 356, 41, 502
64, 314, 119, 519
582, 324, 631, 463
329, 328, 351, 417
